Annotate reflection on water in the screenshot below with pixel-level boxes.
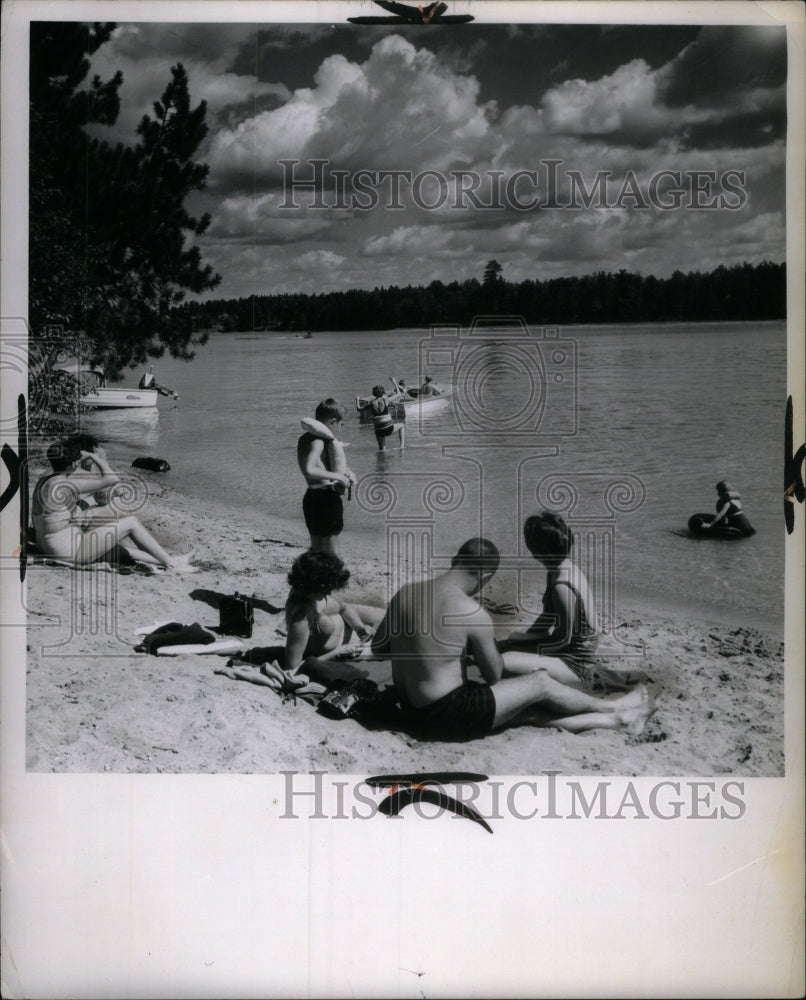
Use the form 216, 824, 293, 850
80, 406, 161, 450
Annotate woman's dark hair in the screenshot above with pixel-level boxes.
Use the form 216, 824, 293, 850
287, 549, 351, 595
716, 481, 740, 498
451, 537, 500, 574
68, 432, 100, 452
46, 438, 81, 472
372, 385, 385, 397
523, 511, 573, 558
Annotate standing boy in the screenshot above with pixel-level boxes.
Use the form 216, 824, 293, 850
297, 398, 356, 553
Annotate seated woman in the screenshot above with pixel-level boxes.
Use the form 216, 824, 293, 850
284, 549, 384, 675
31, 438, 195, 572
499, 511, 645, 691
356, 385, 405, 451
699, 481, 756, 536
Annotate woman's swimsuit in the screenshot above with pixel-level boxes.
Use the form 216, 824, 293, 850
285, 593, 346, 657
716, 498, 756, 536
31, 475, 81, 559
540, 580, 599, 673
538, 580, 647, 692
371, 398, 396, 437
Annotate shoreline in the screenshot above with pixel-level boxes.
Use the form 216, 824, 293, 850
22, 474, 786, 776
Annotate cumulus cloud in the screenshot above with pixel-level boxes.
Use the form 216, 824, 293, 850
206, 33, 495, 188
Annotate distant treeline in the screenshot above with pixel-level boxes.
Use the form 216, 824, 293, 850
174, 261, 785, 333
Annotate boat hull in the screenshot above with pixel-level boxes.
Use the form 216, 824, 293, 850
357, 387, 451, 423
81, 388, 159, 409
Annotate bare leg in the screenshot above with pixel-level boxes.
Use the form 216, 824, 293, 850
491, 668, 652, 732
546, 688, 654, 736
502, 650, 582, 686
344, 604, 385, 630
397, 424, 405, 449
75, 515, 191, 570
309, 533, 339, 555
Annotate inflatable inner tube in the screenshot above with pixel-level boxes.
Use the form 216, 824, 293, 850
688, 513, 746, 539
132, 457, 170, 472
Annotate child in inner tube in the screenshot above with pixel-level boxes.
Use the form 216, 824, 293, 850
701, 481, 756, 536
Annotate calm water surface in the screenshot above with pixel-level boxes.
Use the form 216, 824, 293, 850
82, 321, 786, 629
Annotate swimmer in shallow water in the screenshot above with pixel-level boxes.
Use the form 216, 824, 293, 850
699, 481, 756, 536
356, 385, 406, 451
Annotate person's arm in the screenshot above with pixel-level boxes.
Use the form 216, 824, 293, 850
69, 449, 119, 496
704, 500, 730, 528
284, 613, 312, 674
303, 439, 351, 488
543, 583, 576, 652
356, 396, 372, 411
370, 606, 393, 658
465, 608, 504, 685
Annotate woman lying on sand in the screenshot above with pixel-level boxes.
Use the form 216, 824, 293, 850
498, 511, 647, 692
32, 438, 196, 573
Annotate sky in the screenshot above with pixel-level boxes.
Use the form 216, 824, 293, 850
78, 9, 788, 300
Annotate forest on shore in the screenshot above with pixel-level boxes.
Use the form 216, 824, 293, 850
174, 260, 785, 334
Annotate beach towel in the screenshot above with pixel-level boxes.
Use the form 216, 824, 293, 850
134, 621, 216, 654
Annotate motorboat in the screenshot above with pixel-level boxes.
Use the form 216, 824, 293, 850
356, 381, 452, 423
52, 356, 160, 409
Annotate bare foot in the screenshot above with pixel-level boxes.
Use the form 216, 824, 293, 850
616, 686, 656, 736
167, 555, 199, 574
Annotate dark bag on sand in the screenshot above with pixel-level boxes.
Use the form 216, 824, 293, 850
317, 679, 381, 720
219, 593, 254, 638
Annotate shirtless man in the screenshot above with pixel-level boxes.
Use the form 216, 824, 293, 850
371, 537, 653, 740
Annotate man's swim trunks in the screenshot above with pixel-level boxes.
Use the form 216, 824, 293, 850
303, 487, 344, 537
402, 681, 496, 741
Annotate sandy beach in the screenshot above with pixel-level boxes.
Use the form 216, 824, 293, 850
24, 473, 785, 777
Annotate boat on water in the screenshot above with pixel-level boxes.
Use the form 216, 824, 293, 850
356, 382, 452, 423
52, 357, 171, 409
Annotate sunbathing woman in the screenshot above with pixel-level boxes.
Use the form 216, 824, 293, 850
31, 438, 196, 572
284, 549, 384, 675
499, 511, 646, 691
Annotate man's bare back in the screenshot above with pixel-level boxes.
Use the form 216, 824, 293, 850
372, 537, 654, 740
380, 577, 499, 708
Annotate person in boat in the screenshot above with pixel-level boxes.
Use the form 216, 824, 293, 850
31, 438, 196, 572
284, 549, 384, 675
389, 377, 417, 399
417, 375, 441, 397
356, 385, 406, 451
139, 365, 179, 400
371, 537, 653, 740
497, 511, 647, 692
297, 398, 357, 554
699, 481, 756, 536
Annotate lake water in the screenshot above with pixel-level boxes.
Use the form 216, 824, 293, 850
81, 321, 786, 630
